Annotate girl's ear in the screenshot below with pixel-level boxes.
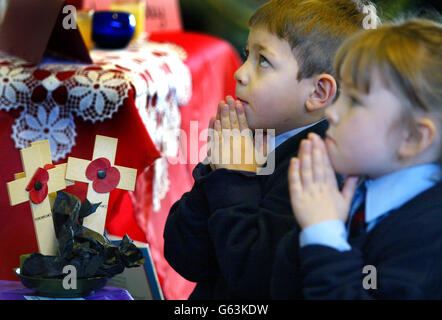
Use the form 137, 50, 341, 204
398, 116, 438, 160
305, 74, 337, 112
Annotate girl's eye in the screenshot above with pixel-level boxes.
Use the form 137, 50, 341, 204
258, 55, 270, 68
349, 95, 362, 106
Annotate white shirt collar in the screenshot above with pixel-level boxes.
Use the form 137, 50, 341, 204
268, 119, 325, 153
364, 163, 441, 224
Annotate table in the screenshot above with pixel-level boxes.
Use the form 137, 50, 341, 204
0, 280, 133, 300
0, 31, 242, 300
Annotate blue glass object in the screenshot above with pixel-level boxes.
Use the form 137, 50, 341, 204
92, 11, 136, 49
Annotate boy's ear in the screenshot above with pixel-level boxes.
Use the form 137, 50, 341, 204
305, 74, 337, 112
398, 116, 438, 160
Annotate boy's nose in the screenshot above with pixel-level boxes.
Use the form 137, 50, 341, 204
234, 64, 248, 86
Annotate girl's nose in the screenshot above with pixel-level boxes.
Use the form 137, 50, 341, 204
325, 103, 339, 125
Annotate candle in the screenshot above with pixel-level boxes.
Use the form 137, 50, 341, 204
76, 9, 94, 50
110, 0, 146, 41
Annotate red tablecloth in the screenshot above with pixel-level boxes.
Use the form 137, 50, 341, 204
108, 32, 242, 300
0, 87, 160, 278
0, 32, 241, 300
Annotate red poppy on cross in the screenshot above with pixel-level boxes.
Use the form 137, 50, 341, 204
25, 167, 49, 204
86, 157, 121, 193
6, 140, 69, 255
66, 135, 137, 235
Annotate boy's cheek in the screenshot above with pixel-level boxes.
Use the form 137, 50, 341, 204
242, 104, 258, 128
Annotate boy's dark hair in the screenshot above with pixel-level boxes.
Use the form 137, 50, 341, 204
249, 0, 376, 80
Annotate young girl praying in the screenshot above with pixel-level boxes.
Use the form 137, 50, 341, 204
273, 18, 442, 299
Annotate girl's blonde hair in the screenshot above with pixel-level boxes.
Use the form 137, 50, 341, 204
334, 18, 442, 120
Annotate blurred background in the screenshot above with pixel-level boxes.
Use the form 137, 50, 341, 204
179, 0, 441, 58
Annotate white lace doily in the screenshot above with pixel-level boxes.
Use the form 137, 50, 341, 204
11, 103, 77, 161
1, 40, 192, 211
0, 62, 34, 112
91, 41, 192, 211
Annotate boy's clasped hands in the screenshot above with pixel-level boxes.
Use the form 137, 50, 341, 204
207, 95, 268, 173
207, 95, 360, 230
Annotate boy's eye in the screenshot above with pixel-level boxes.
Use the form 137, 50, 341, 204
242, 48, 249, 61
258, 55, 270, 68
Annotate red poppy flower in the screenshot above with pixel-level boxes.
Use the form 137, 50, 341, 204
85, 157, 120, 193
26, 167, 49, 204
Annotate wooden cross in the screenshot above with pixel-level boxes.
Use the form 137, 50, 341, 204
6, 140, 68, 255
13, 140, 74, 208
65, 135, 137, 235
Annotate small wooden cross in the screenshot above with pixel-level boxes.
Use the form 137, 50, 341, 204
13, 140, 74, 208
66, 135, 137, 235
6, 140, 68, 255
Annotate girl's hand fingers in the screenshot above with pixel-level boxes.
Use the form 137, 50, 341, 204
288, 157, 303, 197
299, 140, 313, 188
309, 133, 337, 188
342, 175, 359, 204
312, 146, 325, 184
